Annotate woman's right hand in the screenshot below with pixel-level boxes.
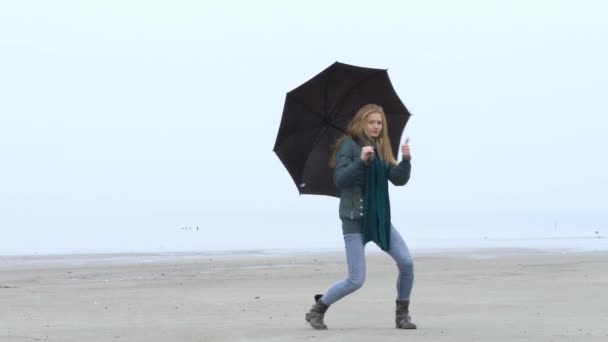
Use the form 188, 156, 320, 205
361, 146, 375, 162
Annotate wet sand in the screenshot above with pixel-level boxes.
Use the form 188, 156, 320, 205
1, 248, 607, 341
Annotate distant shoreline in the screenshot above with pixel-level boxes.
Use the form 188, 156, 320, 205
2, 243, 608, 271
1, 235, 606, 260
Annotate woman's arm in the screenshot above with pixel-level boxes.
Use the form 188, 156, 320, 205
334, 139, 365, 188
388, 159, 411, 186
389, 143, 412, 186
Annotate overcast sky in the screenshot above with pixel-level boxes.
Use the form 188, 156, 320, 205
1, 1, 607, 254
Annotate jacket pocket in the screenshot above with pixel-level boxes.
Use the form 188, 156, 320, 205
339, 189, 354, 220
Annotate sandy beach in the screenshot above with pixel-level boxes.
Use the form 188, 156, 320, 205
1, 248, 607, 342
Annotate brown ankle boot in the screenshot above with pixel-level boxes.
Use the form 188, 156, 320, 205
395, 300, 417, 329
305, 294, 330, 330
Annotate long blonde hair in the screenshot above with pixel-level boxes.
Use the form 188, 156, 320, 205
329, 104, 397, 168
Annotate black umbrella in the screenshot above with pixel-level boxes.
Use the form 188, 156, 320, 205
273, 61, 411, 197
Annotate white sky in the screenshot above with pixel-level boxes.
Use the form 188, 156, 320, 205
1, 1, 607, 254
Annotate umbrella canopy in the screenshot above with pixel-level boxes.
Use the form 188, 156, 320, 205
273, 61, 411, 197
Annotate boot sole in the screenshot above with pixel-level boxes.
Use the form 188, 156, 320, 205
305, 313, 328, 330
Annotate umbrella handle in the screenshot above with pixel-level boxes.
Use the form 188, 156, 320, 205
364, 148, 375, 167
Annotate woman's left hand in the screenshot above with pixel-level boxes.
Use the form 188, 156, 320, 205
401, 144, 411, 161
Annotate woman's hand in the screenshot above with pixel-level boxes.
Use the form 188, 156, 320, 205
401, 144, 411, 161
361, 146, 375, 162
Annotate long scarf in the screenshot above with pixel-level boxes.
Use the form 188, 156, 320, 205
362, 147, 391, 251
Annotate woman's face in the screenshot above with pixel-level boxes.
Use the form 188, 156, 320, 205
364, 112, 383, 138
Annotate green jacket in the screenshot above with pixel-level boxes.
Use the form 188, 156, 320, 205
334, 137, 411, 234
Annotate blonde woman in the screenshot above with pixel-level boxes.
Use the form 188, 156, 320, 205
305, 104, 416, 330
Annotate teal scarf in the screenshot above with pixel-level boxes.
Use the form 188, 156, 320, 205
362, 146, 391, 251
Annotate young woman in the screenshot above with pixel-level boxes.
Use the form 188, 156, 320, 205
305, 104, 416, 330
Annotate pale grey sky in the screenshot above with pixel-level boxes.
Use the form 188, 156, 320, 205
1, 1, 607, 254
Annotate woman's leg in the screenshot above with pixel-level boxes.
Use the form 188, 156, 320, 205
385, 224, 414, 300
320, 233, 366, 305
385, 224, 417, 329
306, 233, 366, 329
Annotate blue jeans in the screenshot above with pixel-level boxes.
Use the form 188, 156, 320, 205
321, 224, 414, 305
